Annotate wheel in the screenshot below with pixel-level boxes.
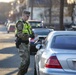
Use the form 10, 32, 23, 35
34, 62, 37, 75
7, 31, 9, 33
30, 51, 33, 55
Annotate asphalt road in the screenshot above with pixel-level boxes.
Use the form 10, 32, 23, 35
0, 25, 35, 75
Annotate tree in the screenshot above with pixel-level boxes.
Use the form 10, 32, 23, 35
0, 2, 12, 22
59, 0, 65, 30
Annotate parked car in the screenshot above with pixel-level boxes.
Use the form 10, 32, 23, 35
34, 31, 76, 75
28, 20, 44, 28
29, 28, 53, 54
7, 22, 16, 33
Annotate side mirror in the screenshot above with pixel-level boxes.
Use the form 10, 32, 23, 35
36, 44, 42, 50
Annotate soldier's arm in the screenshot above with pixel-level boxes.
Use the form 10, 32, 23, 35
16, 21, 24, 39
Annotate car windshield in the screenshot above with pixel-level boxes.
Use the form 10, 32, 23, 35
51, 35, 76, 49
29, 21, 42, 28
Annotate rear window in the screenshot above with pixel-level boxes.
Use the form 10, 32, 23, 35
29, 21, 43, 28
51, 35, 76, 49
10, 25, 15, 28
34, 30, 50, 35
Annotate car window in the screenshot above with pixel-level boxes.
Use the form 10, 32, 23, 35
51, 35, 76, 49
29, 22, 43, 28
34, 30, 50, 35
40, 37, 48, 49
43, 37, 48, 46
10, 25, 15, 28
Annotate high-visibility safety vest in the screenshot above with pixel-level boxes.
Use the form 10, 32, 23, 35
15, 19, 32, 35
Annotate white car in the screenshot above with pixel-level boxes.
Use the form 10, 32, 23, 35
28, 20, 44, 28
7, 22, 16, 33
34, 31, 76, 75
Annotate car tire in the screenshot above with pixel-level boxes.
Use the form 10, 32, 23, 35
34, 61, 37, 75
7, 31, 9, 33
30, 49, 32, 54
30, 50, 33, 55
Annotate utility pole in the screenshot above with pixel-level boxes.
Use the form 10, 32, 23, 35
31, 0, 34, 20
49, 0, 52, 27
59, 0, 65, 30
71, 3, 75, 24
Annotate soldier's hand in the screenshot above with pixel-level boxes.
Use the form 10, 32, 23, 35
22, 33, 29, 41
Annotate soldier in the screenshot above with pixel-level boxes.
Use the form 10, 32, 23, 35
15, 10, 34, 75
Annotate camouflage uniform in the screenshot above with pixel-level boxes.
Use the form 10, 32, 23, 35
17, 43, 30, 75
15, 20, 33, 75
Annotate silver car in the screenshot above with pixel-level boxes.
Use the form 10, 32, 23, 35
34, 31, 76, 75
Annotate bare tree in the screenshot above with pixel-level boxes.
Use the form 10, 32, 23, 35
59, 0, 65, 30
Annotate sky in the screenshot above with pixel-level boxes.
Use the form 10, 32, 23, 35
0, 0, 14, 3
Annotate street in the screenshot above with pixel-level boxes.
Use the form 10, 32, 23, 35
0, 25, 34, 75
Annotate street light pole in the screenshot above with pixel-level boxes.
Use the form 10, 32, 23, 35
31, 0, 34, 20
71, 3, 75, 23
59, 0, 65, 30
49, 0, 52, 27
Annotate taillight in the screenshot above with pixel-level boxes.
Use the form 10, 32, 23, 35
45, 56, 62, 69
29, 38, 34, 42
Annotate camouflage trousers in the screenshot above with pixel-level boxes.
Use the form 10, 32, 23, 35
17, 43, 30, 75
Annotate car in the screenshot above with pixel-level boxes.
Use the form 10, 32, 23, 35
28, 20, 44, 28
34, 31, 76, 75
7, 22, 16, 33
29, 28, 53, 54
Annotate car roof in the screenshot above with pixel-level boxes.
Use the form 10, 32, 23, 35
51, 31, 76, 35
32, 28, 52, 32
46, 31, 76, 51
9, 23, 16, 25
48, 31, 76, 39
28, 20, 42, 22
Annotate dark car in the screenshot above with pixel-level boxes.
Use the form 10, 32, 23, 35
29, 28, 53, 54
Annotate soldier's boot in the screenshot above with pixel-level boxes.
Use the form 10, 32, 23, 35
17, 65, 28, 75
17, 69, 27, 75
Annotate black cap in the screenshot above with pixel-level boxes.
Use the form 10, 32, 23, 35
22, 9, 30, 15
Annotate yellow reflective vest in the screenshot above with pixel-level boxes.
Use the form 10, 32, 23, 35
15, 19, 32, 35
